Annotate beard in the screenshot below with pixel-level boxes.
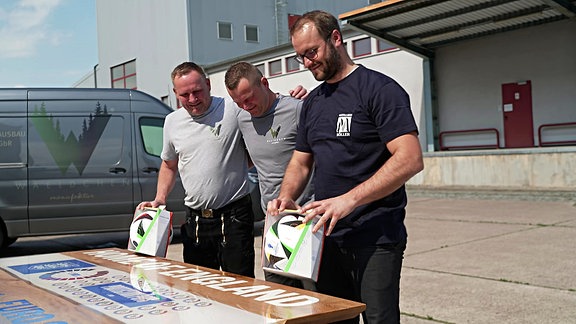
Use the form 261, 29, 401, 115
312, 42, 342, 82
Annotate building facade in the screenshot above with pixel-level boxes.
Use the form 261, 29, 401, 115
91, 0, 385, 105
82, 0, 576, 195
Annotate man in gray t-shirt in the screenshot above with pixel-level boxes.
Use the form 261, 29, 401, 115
225, 62, 314, 288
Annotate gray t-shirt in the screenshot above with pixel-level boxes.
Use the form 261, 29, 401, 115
162, 96, 250, 209
238, 94, 313, 211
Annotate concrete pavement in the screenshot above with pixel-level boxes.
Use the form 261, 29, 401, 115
166, 196, 576, 323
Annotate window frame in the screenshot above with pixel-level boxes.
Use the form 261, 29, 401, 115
377, 39, 397, 53
285, 55, 300, 73
268, 59, 282, 76
217, 21, 233, 40
352, 37, 372, 58
111, 60, 137, 89
245, 24, 259, 43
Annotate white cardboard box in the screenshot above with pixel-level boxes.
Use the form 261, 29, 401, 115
127, 207, 173, 257
262, 210, 324, 281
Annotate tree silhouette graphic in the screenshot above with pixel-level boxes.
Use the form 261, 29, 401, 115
31, 102, 112, 175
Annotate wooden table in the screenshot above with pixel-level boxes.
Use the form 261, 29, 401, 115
0, 248, 365, 323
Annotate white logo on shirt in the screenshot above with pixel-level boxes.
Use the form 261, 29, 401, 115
336, 114, 352, 137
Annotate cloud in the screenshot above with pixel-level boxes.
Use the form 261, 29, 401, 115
0, 0, 63, 58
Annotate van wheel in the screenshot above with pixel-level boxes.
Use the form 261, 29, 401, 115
0, 228, 16, 247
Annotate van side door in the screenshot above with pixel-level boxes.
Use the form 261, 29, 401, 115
27, 96, 134, 234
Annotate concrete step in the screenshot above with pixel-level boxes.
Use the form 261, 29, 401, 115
407, 186, 576, 202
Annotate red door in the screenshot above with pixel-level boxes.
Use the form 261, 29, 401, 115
502, 81, 534, 148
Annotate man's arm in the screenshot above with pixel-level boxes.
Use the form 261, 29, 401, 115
267, 150, 314, 215
136, 159, 178, 209
301, 132, 423, 235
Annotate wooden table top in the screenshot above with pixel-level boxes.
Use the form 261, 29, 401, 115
0, 248, 365, 323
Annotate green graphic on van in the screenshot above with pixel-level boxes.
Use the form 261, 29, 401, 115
31, 102, 111, 175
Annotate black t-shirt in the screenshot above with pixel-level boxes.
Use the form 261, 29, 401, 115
296, 65, 418, 246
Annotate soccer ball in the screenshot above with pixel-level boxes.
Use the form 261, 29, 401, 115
264, 214, 306, 270
128, 211, 155, 249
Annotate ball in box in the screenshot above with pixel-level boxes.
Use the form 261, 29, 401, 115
264, 214, 306, 270
128, 209, 173, 251
129, 212, 155, 249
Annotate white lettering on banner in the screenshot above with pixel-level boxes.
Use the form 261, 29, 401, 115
84, 250, 319, 307
191, 276, 240, 285
134, 262, 173, 270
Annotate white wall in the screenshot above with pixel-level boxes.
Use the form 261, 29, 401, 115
96, 0, 189, 100
435, 19, 576, 147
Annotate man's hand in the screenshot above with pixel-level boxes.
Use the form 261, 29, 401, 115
136, 200, 164, 211
267, 198, 300, 216
289, 85, 308, 99
299, 194, 357, 236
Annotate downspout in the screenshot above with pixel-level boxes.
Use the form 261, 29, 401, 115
275, 0, 288, 45
93, 64, 98, 88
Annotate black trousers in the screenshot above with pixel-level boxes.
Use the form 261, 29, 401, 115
316, 237, 406, 324
180, 197, 255, 278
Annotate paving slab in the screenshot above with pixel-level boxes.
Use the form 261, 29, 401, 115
405, 225, 576, 290
407, 197, 576, 225
404, 217, 531, 255
400, 267, 576, 324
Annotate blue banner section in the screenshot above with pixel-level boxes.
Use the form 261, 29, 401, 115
83, 282, 171, 308
0, 299, 66, 324
9, 260, 95, 274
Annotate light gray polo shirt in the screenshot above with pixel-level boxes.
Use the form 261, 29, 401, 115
162, 96, 250, 210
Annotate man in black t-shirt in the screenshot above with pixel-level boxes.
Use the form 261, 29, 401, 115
267, 10, 424, 324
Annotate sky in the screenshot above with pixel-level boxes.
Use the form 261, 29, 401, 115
0, 0, 97, 87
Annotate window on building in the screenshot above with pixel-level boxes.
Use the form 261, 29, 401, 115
245, 25, 259, 42
255, 63, 265, 76
286, 55, 300, 73
377, 39, 396, 52
111, 60, 137, 89
269, 59, 282, 76
352, 37, 371, 58
218, 21, 232, 40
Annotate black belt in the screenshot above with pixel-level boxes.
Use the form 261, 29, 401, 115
188, 195, 250, 219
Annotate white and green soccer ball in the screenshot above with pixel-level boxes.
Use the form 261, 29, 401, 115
128, 210, 155, 250
264, 214, 306, 270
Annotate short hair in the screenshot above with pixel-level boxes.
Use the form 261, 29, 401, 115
224, 61, 263, 90
289, 10, 341, 40
171, 62, 207, 82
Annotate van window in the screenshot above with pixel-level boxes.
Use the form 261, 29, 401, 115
140, 117, 164, 157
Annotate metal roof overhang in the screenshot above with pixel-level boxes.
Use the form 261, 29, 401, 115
339, 0, 576, 58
